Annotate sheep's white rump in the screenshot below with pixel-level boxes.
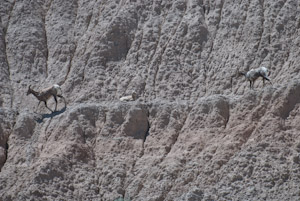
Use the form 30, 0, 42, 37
120, 91, 137, 102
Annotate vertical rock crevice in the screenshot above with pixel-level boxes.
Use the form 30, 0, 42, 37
0, 110, 16, 172
63, 0, 79, 83
1, 1, 16, 108
164, 105, 191, 157
0, 137, 8, 172
42, 15, 49, 78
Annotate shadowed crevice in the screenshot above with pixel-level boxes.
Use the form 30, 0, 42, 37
143, 120, 150, 143
0, 142, 9, 172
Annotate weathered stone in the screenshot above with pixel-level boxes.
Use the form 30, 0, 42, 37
1, 0, 300, 200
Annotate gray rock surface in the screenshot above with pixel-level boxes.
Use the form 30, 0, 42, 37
1, 0, 300, 200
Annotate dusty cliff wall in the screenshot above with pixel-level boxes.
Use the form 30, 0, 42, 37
0, 0, 300, 200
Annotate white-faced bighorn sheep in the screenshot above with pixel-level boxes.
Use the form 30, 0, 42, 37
27, 84, 66, 112
120, 91, 137, 102
240, 66, 272, 89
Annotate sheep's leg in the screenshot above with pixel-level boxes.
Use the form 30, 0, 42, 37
36, 101, 42, 112
57, 95, 67, 108
264, 76, 273, 85
252, 80, 256, 89
268, 80, 273, 85
53, 95, 58, 111
44, 101, 53, 112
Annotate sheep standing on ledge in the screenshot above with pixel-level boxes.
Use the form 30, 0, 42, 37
120, 91, 137, 102
240, 66, 272, 89
27, 84, 67, 112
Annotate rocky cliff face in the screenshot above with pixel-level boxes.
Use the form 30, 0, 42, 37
1, 0, 300, 200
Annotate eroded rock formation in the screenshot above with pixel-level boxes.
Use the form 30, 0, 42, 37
1, 0, 300, 200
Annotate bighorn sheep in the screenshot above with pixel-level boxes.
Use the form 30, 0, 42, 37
240, 66, 272, 89
27, 84, 66, 112
120, 91, 137, 102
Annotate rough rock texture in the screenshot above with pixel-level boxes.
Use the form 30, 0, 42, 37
1, 0, 300, 200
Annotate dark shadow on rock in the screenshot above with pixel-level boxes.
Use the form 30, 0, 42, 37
36, 107, 67, 123
144, 120, 150, 142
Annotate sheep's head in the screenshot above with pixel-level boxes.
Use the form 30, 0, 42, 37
239, 72, 245, 75
231, 68, 244, 79
26, 85, 32, 95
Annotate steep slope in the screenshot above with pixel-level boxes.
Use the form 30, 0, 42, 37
0, 0, 300, 200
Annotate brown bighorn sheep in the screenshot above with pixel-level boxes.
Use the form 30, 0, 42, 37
240, 66, 272, 89
120, 91, 137, 102
27, 84, 66, 112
